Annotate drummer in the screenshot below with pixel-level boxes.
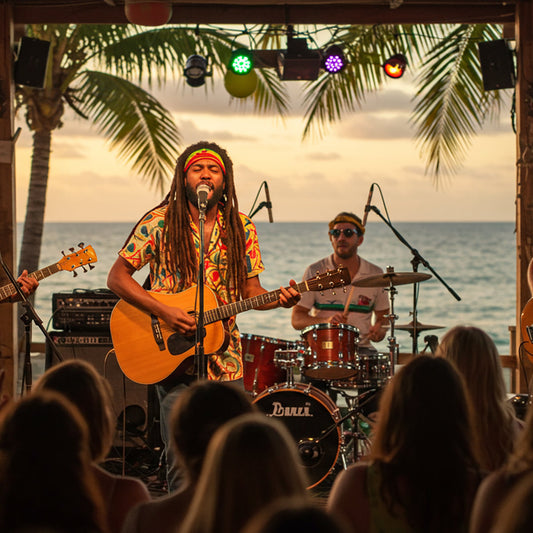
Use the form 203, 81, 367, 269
291, 212, 389, 351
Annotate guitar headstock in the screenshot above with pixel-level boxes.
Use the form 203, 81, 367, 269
307, 267, 351, 292
58, 243, 98, 276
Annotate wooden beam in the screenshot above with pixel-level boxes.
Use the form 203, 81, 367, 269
0, 2, 18, 399
13, 3, 515, 25
515, 0, 533, 393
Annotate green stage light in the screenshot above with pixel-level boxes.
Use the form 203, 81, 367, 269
229, 48, 254, 75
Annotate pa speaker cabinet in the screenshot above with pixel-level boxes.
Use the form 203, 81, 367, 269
478, 39, 515, 91
14, 36, 51, 88
45, 332, 157, 446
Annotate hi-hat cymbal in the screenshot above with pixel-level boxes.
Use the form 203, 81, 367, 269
395, 320, 444, 333
353, 271, 432, 287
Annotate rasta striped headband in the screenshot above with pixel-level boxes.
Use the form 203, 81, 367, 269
328, 214, 365, 235
183, 148, 226, 174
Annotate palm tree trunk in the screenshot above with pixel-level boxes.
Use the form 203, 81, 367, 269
18, 129, 52, 275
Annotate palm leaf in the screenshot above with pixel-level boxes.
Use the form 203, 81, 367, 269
73, 70, 181, 194
411, 23, 506, 180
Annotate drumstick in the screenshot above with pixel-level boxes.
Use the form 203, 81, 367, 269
343, 286, 355, 319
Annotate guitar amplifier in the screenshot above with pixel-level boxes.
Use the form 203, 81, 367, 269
52, 288, 119, 331
46, 331, 161, 452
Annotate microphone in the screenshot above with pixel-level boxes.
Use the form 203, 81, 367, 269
197, 183, 210, 212
362, 183, 375, 227
264, 181, 274, 223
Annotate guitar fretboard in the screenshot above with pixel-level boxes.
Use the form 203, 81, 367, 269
205, 279, 309, 324
0, 264, 60, 301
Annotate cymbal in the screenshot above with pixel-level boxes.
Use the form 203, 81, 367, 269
353, 271, 432, 287
395, 320, 444, 333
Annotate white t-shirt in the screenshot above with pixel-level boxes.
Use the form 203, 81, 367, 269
298, 254, 389, 346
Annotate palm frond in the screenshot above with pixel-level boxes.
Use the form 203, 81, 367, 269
411, 23, 506, 180
73, 70, 181, 194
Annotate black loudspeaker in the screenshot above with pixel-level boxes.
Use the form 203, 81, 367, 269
478, 39, 515, 91
14, 36, 51, 88
45, 332, 158, 448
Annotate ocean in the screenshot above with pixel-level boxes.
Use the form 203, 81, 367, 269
19, 220, 516, 358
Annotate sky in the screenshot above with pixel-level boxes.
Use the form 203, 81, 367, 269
13, 70, 517, 223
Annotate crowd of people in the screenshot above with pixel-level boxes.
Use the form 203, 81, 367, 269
1, 141, 532, 532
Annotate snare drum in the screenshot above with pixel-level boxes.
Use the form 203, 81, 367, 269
301, 323, 359, 380
241, 334, 301, 395
253, 382, 341, 489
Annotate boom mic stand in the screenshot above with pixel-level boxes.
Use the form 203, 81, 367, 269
368, 205, 461, 353
0, 251, 63, 395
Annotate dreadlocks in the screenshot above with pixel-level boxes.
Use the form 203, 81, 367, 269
163, 141, 247, 301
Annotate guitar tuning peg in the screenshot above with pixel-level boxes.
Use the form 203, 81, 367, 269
78, 242, 84, 248
69, 247, 75, 253
72, 271, 78, 277
82, 266, 87, 273
89, 264, 95, 270
61, 250, 65, 256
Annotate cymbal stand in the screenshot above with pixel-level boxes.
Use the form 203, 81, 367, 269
383, 266, 399, 368
322, 388, 377, 467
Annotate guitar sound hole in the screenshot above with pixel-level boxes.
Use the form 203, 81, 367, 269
167, 328, 205, 355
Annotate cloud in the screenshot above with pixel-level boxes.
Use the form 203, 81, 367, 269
339, 111, 414, 140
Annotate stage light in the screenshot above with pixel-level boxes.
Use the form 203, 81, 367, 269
184, 55, 209, 87
323, 45, 346, 74
383, 53, 407, 79
278, 37, 321, 81
229, 48, 254, 75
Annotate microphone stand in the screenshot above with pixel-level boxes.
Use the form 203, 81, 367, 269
195, 204, 208, 380
248, 180, 273, 222
368, 205, 461, 353
0, 251, 63, 395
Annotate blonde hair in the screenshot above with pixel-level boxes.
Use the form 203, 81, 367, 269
180, 413, 310, 533
436, 325, 517, 471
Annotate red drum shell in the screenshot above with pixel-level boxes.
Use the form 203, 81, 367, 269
301, 323, 359, 380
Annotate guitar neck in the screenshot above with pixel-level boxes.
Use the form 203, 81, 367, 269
205, 279, 309, 325
0, 263, 60, 301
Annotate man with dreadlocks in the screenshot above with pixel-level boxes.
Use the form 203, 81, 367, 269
107, 141, 300, 491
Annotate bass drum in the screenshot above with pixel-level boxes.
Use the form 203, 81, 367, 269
253, 382, 341, 489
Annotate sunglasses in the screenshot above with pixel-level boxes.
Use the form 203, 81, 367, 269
329, 228, 359, 238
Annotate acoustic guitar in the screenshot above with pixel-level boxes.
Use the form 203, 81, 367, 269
110, 267, 351, 384
0, 244, 97, 302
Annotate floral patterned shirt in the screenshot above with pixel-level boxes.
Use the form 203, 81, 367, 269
118, 204, 264, 380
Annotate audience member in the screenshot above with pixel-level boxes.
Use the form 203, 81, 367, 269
242, 497, 350, 533
35, 360, 150, 533
436, 325, 522, 471
470, 397, 533, 533
488, 471, 533, 533
121, 380, 256, 533
0, 390, 107, 532
327, 355, 482, 533
179, 413, 310, 533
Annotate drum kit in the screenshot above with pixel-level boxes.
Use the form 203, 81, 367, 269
243, 266, 443, 489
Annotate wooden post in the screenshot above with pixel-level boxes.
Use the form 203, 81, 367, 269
515, 0, 533, 392
0, 3, 18, 399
